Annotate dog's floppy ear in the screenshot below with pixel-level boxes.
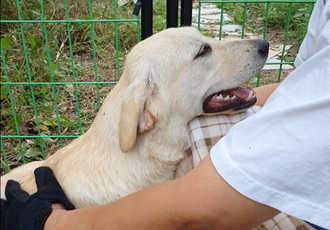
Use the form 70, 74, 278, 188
119, 80, 156, 153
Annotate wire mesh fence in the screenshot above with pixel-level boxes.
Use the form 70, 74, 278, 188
1, 0, 140, 173
1, 0, 316, 174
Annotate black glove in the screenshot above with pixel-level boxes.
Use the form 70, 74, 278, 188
1, 167, 75, 230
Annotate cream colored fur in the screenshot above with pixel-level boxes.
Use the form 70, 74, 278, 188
1, 27, 267, 208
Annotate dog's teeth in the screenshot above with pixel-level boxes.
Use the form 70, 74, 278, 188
216, 94, 223, 99
224, 95, 230, 100
231, 95, 237, 99
247, 91, 253, 99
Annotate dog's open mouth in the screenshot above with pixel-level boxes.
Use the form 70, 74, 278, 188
203, 86, 256, 114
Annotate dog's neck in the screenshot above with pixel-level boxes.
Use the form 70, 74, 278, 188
44, 77, 189, 207
136, 120, 188, 164
59, 77, 187, 164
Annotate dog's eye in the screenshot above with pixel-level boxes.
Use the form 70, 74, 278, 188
195, 45, 211, 58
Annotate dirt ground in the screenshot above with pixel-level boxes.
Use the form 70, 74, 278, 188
259, 27, 298, 84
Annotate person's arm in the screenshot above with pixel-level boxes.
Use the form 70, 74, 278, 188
254, 83, 280, 107
45, 155, 279, 230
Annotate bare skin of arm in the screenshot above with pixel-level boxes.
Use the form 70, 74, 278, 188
45, 155, 279, 230
254, 83, 280, 107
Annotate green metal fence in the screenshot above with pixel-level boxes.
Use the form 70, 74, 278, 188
0, 0, 316, 174
1, 0, 140, 173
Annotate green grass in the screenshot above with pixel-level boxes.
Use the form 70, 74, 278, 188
217, 0, 313, 44
1, 0, 140, 172
153, 0, 167, 33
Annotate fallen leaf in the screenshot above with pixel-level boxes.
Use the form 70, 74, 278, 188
39, 124, 49, 131
26, 139, 34, 145
25, 147, 42, 158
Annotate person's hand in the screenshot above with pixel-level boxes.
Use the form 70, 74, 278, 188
1, 167, 75, 230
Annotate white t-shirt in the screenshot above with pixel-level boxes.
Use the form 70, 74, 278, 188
210, 0, 330, 228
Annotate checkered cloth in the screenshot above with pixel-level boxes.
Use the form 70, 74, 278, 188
176, 106, 315, 230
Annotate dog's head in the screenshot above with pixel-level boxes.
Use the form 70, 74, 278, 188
119, 27, 269, 152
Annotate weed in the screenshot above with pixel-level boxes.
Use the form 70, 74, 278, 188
1, 1, 139, 172
153, 0, 167, 33
217, 1, 313, 45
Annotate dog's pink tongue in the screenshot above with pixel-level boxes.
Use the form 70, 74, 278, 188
227, 86, 253, 99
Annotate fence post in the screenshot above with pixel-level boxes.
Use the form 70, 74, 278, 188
181, 0, 193, 26
141, 0, 153, 39
167, 0, 179, 28
140, 0, 193, 39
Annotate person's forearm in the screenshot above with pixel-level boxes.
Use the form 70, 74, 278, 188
44, 155, 278, 230
45, 204, 101, 230
45, 180, 185, 230
254, 83, 280, 107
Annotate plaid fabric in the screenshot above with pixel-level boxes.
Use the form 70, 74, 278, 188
176, 106, 315, 230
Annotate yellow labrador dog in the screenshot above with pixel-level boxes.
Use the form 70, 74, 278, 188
1, 27, 268, 208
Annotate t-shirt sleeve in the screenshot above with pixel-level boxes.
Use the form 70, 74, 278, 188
295, 0, 330, 67
210, 0, 330, 228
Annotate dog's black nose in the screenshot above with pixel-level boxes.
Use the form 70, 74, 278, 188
258, 39, 269, 57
